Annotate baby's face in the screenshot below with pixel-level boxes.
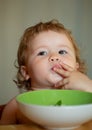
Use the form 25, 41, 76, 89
23, 31, 78, 89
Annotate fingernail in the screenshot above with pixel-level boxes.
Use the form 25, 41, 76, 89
52, 67, 57, 71
61, 61, 66, 64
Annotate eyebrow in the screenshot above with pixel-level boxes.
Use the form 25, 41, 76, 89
58, 45, 74, 50
32, 45, 49, 51
30, 45, 48, 55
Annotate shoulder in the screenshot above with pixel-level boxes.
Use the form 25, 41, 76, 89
0, 97, 18, 124
5, 97, 18, 110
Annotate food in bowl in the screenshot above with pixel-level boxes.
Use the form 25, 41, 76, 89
16, 90, 92, 130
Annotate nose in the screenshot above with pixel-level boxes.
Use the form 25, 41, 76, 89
49, 55, 61, 62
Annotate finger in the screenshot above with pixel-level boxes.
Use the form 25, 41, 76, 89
60, 62, 74, 72
54, 78, 69, 88
53, 67, 71, 77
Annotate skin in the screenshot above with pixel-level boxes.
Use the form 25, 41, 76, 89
22, 31, 79, 90
54, 62, 92, 92
0, 98, 35, 125
0, 30, 92, 125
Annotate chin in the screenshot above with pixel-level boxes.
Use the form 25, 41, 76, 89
49, 73, 63, 85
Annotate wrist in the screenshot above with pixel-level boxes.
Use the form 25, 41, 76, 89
85, 80, 92, 92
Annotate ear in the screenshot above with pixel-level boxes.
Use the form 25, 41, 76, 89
75, 62, 79, 70
21, 66, 30, 80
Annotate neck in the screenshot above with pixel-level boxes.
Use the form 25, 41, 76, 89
31, 86, 53, 91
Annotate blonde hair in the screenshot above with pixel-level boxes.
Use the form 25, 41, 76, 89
14, 20, 86, 90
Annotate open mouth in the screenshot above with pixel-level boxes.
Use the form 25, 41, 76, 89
49, 64, 63, 83
51, 64, 62, 71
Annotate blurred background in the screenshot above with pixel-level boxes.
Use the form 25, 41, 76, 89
0, 0, 92, 104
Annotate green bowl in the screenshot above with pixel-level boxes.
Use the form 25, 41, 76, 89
16, 90, 92, 130
16, 90, 92, 106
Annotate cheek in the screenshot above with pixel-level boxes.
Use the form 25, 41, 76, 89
29, 60, 47, 78
61, 57, 77, 69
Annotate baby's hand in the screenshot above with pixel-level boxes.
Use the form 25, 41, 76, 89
53, 62, 74, 89
53, 62, 92, 91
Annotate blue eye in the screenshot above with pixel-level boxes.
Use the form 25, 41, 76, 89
38, 51, 47, 56
59, 50, 67, 55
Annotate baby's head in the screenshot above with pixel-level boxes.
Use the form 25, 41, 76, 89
14, 20, 86, 90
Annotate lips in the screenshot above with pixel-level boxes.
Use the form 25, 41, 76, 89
49, 64, 63, 83
51, 64, 61, 70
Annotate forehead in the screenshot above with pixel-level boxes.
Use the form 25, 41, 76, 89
29, 31, 75, 50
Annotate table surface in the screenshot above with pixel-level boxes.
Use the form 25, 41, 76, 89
0, 120, 92, 130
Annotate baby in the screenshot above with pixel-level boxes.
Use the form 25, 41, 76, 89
0, 19, 92, 125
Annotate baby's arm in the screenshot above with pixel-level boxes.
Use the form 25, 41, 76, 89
0, 97, 35, 125
0, 98, 18, 125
